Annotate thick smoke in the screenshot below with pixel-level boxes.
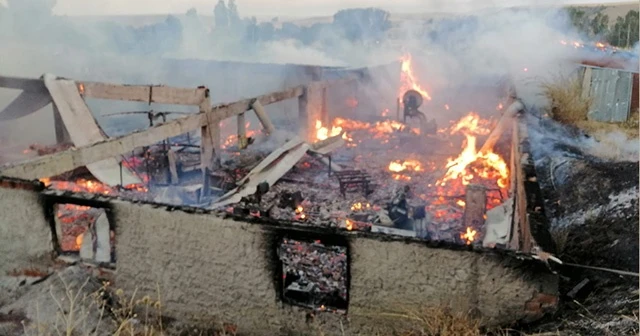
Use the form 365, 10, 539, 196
0, 0, 632, 148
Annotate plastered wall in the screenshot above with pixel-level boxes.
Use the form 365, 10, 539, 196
113, 200, 558, 335
0, 185, 52, 274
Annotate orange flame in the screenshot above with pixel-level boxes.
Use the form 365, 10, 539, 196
315, 120, 345, 141
388, 159, 423, 173
345, 219, 354, 231
437, 112, 509, 190
350, 202, 371, 211
76, 233, 84, 249
295, 205, 307, 220
399, 53, 431, 101
460, 227, 477, 245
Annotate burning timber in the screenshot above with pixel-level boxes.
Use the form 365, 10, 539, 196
0, 61, 558, 334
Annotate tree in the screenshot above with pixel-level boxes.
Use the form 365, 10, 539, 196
623, 10, 639, 48
607, 11, 639, 48
332, 8, 391, 42
227, 0, 242, 30
589, 12, 609, 38
567, 8, 589, 35
214, 0, 229, 29
186, 7, 198, 18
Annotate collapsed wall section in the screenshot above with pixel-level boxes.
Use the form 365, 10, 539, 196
113, 199, 558, 335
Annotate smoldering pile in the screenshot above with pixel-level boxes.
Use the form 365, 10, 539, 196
279, 238, 348, 311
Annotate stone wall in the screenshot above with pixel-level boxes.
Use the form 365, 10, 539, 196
113, 199, 558, 335
0, 180, 51, 274
0, 179, 558, 334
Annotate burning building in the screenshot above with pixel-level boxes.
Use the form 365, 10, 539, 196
0, 58, 558, 334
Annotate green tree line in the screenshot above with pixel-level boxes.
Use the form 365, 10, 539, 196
567, 7, 639, 48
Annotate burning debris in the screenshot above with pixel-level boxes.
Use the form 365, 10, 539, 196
279, 238, 348, 312
207, 52, 517, 249
13, 52, 518, 266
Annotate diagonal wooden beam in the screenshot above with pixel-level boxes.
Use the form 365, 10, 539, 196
0, 85, 306, 180
77, 81, 209, 106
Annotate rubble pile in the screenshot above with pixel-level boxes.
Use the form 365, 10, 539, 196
279, 238, 348, 311
226, 112, 510, 247
56, 204, 104, 252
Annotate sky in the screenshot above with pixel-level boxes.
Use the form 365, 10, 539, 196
14, 0, 633, 18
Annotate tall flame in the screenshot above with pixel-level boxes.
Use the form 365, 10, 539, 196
315, 120, 344, 141
399, 53, 432, 101
438, 112, 509, 190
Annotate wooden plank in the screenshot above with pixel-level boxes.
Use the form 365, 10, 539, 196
251, 100, 276, 135
0, 85, 306, 180
462, 184, 487, 233
53, 104, 71, 144
509, 119, 523, 251
237, 113, 247, 149
78, 82, 208, 106
298, 87, 309, 140
43, 74, 141, 186
479, 100, 523, 154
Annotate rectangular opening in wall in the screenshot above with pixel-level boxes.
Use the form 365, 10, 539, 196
278, 237, 348, 313
54, 204, 115, 264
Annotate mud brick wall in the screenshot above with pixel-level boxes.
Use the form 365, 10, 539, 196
0, 180, 51, 274
113, 200, 558, 335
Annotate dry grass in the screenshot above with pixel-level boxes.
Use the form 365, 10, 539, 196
540, 75, 593, 125
23, 275, 235, 336
541, 75, 639, 140
360, 306, 484, 336
575, 107, 639, 140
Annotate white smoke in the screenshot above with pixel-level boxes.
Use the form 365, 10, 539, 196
0, 0, 629, 148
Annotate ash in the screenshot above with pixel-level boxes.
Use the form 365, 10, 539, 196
279, 238, 348, 311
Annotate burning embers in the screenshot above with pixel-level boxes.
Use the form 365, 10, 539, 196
279, 238, 348, 312
438, 112, 509, 191
40, 177, 148, 254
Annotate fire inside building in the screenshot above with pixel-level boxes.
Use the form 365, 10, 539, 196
0, 56, 558, 334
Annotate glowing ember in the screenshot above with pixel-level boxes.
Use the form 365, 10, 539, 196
315, 120, 343, 141
388, 159, 423, 173
392, 174, 411, 181
345, 219, 354, 231
295, 205, 307, 220
460, 227, 477, 245
221, 122, 258, 149
437, 112, 509, 190
40, 177, 148, 194
75, 233, 84, 249
399, 53, 432, 101
350, 202, 371, 211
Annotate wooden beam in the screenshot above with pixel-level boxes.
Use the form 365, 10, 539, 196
167, 149, 179, 184
298, 87, 309, 141
0, 85, 305, 180
462, 184, 487, 232
237, 113, 247, 149
53, 104, 71, 144
251, 100, 276, 135
77, 82, 209, 106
